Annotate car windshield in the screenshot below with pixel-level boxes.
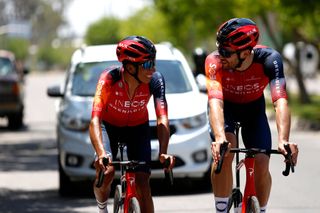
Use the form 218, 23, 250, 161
71, 60, 192, 96
0, 57, 14, 76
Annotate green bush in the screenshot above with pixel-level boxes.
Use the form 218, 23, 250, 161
5, 38, 29, 61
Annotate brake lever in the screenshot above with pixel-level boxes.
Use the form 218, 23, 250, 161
96, 157, 109, 188
282, 144, 294, 176
215, 141, 229, 174
163, 158, 174, 186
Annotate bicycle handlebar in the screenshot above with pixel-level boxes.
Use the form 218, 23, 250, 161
215, 144, 295, 176
96, 157, 174, 188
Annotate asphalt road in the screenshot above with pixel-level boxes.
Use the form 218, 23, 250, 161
0, 71, 319, 213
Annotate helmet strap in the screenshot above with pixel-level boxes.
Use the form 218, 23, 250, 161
126, 64, 142, 84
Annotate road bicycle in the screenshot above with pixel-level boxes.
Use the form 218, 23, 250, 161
96, 142, 173, 213
215, 123, 295, 213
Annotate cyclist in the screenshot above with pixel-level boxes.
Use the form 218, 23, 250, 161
89, 35, 175, 213
205, 18, 299, 212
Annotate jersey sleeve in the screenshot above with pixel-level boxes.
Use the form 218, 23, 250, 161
91, 70, 112, 119
263, 49, 288, 102
149, 72, 168, 117
205, 52, 223, 100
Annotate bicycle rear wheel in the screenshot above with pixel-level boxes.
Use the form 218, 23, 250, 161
227, 188, 242, 212
113, 185, 122, 213
245, 196, 260, 213
128, 197, 141, 213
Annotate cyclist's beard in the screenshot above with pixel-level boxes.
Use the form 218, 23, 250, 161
235, 52, 245, 68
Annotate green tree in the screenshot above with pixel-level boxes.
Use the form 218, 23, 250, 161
154, 0, 320, 103
118, 6, 172, 44
85, 17, 121, 45
6, 37, 29, 60
85, 6, 172, 46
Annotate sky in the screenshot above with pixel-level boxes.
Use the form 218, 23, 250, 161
65, 0, 150, 37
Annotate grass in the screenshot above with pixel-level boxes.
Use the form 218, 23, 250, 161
288, 94, 320, 123
266, 93, 320, 124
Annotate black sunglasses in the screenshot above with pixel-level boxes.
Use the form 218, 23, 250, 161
218, 47, 237, 58
141, 60, 155, 70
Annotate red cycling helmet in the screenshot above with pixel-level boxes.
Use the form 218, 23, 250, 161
216, 18, 259, 51
116, 35, 156, 63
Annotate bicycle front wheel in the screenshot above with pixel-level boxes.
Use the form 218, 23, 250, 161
128, 197, 141, 213
113, 185, 122, 213
245, 196, 260, 213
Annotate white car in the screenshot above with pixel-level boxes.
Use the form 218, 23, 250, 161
47, 42, 211, 196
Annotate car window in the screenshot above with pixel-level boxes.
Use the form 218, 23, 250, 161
157, 60, 192, 93
71, 60, 192, 96
0, 57, 14, 76
71, 61, 120, 96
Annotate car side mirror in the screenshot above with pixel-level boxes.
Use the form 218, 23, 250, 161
47, 85, 64, 97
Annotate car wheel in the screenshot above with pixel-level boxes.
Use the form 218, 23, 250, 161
58, 160, 75, 197
8, 109, 23, 130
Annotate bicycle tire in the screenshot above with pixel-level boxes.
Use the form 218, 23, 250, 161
227, 188, 242, 212
113, 185, 122, 213
245, 196, 260, 213
128, 197, 141, 213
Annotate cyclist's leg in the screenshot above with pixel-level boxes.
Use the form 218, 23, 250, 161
93, 122, 117, 213
209, 101, 237, 212
126, 122, 154, 213
241, 97, 272, 208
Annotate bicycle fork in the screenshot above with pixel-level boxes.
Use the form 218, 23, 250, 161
123, 172, 137, 213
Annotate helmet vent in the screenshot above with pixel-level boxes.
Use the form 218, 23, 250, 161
124, 50, 141, 58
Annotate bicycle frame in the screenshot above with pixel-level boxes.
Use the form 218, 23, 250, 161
121, 170, 139, 212
231, 124, 293, 212
97, 143, 174, 213
117, 144, 140, 213
238, 153, 256, 212
232, 123, 259, 213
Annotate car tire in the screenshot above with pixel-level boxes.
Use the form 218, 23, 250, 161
58, 160, 75, 197
8, 109, 23, 129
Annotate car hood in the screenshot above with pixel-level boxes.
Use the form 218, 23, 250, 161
0, 73, 19, 82
60, 96, 93, 121
61, 91, 208, 122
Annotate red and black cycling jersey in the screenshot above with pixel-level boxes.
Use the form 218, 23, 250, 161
91, 67, 168, 127
205, 45, 288, 104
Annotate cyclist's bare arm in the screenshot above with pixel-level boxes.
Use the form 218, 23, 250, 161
208, 98, 227, 162
157, 115, 175, 169
273, 98, 298, 165
89, 116, 108, 170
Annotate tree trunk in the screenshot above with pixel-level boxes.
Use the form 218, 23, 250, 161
295, 44, 311, 104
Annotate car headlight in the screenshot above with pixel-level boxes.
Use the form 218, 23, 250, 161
180, 112, 207, 129
60, 113, 90, 131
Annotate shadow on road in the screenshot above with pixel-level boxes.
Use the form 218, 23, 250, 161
0, 137, 57, 171
0, 188, 96, 213
0, 178, 211, 213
